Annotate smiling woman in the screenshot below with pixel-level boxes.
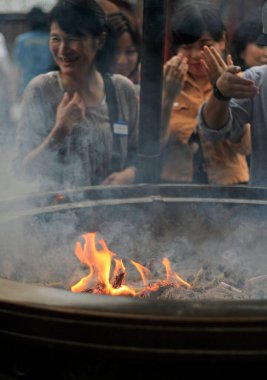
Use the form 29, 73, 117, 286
14, 0, 139, 192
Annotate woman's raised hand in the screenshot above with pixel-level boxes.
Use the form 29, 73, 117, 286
163, 53, 188, 101
53, 92, 86, 140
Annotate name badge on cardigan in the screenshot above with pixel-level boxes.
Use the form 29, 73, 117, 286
113, 121, 128, 135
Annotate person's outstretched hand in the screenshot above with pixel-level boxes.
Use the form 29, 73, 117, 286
201, 45, 259, 99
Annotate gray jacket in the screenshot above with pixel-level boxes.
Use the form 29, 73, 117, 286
198, 65, 267, 186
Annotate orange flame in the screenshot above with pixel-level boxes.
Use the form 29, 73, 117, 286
71, 232, 191, 296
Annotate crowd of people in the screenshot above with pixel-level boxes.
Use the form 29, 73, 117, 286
0, 0, 267, 195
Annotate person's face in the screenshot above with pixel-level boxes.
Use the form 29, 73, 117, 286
178, 32, 225, 78
49, 22, 103, 77
115, 31, 139, 79
241, 42, 267, 68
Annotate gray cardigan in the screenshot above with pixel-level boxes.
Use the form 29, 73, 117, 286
15, 71, 139, 190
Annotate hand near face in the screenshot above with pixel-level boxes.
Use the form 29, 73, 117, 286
200, 45, 259, 99
163, 53, 189, 101
53, 92, 86, 140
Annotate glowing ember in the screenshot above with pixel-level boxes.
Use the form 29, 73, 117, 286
71, 232, 191, 296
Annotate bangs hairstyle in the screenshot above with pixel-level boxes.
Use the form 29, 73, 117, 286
48, 0, 106, 36
170, 1, 225, 52
49, 0, 117, 73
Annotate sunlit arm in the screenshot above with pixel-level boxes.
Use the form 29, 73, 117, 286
101, 166, 136, 186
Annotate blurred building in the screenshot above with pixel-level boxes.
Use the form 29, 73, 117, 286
0, 0, 57, 13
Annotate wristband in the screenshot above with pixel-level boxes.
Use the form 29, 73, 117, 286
213, 84, 231, 101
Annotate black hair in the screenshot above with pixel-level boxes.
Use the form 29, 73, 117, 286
108, 11, 141, 78
229, 20, 263, 70
48, 0, 116, 73
28, 6, 48, 31
170, 1, 225, 53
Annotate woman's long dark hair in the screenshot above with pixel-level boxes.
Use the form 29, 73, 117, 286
107, 11, 141, 81
48, 0, 116, 73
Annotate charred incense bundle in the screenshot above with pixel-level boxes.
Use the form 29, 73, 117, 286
82, 282, 106, 294
112, 270, 126, 289
92, 282, 106, 294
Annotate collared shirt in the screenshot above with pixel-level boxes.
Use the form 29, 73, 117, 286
198, 65, 267, 186
161, 74, 250, 185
